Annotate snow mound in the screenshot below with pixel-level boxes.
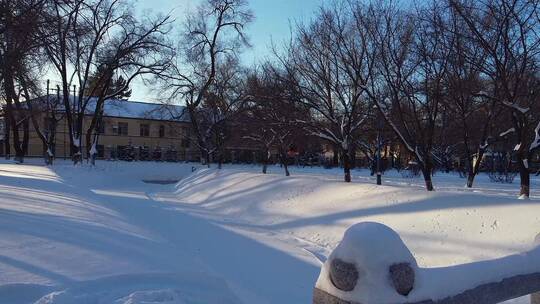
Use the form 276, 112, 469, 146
36, 289, 186, 304
34, 290, 108, 304
35, 287, 209, 304
315, 222, 418, 304
115, 289, 185, 304
31, 273, 241, 304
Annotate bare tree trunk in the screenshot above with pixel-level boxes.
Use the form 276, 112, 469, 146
12, 126, 24, 163
343, 149, 352, 183
217, 150, 223, 169
21, 117, 29, 156
4, 114, 10, 159
216, 135, 224, 170
466, 171, 475, 188
422, 157, 435, 191
72, 112, 84, 164
280, 151, 290, 176
90, 133, 99, 166
511, 112, 530, 199
333, 144, 339, 166
465, 153, 476, 188
28, 112, 52, 165
519, 156, 530, 199
262, 147, 269, 174
85, 115, 99, 160
3, 81, 25, 163
284, 161, 290, 176
466, 148, 486, 188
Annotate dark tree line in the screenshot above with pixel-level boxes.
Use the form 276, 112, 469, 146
220, 0, 539, 197
242, 0, 539, 197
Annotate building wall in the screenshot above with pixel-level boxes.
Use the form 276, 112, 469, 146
10, 114, 199, 161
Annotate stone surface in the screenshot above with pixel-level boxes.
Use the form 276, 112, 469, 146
389, 262, 415, 296
313, 288, 361, 304
315, 271, 540, 304
329, 258, 359, 292
410, 272, 540, 304
532, 293, 540, 304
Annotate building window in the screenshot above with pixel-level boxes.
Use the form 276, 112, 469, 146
181, 137, 190, 148
140, 124, 150, 137
159, 125, 165, 138
116, 122, 128, 136
169, 127, 177, 138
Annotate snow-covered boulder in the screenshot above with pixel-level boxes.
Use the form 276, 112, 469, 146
314, 222, 418, 304
314, 223, 540, 304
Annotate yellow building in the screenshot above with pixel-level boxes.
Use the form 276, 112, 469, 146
6, 98, 199, 161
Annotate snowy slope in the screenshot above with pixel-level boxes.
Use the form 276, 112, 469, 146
169, 167, 540, 267
0, 160, 538, 303
164, 166, 540, 303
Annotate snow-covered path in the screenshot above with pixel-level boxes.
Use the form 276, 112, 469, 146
0, 161, 538, 303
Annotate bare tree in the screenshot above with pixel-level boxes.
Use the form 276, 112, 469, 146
243, 66, 308, 176
39, 0, 172, 164
82, 12, 173, 164
202, 56, 248, 168
39, 0, 84, 161
0, 0, 45, 162
163, 0, 253, 166
25, 81, 65, 165
242, 72, 278, 174
451, 0, 540, 198
277, 2, 373, 182
363, 1, 453, 191
440, 4, 500, 187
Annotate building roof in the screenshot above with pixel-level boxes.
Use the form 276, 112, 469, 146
96, 98, 189, 122
31, 96, 190, 122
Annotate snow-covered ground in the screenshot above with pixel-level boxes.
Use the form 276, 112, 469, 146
0, 159, 538, 303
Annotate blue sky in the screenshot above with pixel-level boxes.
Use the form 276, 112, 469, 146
136, 0, 324, 63
43, 1, 325, 101
131, 0, 325, 100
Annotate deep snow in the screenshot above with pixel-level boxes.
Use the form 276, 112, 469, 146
0, 160, 538, 303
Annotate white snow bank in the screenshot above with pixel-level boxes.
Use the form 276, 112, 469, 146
172, 168, 540, 267
170, 168, 540, 303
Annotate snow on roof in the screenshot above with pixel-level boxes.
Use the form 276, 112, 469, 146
96, 98, 189, 122
31, 96, 190, 122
